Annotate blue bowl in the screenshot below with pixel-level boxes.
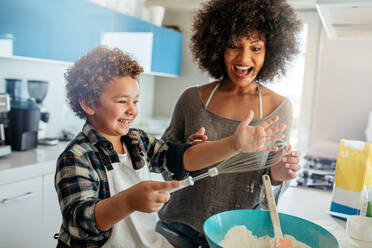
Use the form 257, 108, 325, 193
203, 209, 338, 248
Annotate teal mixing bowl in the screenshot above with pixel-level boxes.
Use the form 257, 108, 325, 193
203, 209, 338, 248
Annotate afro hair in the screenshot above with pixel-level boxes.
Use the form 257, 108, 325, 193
190, 0, 302, 83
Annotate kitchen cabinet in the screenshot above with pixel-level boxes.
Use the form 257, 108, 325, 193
0, 0, 183, 76
0, 177, 43, 248
0, 171, 61, 248
42, 172, 62, 247
0, 143, 66, 247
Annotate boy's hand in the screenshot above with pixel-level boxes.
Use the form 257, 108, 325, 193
127, 181, 180, 213
187, 127, 208, 145
270, 146, 301, 184
234, 111, 286, 152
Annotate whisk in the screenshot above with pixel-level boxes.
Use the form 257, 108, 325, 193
164, 139, 289, 194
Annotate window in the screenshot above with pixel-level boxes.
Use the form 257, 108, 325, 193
268, 11, 321, 152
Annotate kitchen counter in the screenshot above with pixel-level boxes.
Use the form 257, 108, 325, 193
0, 142, 68, 185
278, 186, 371, 248
1, 143, 370, 247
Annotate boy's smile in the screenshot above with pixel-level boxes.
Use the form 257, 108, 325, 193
86, 76, 139, 143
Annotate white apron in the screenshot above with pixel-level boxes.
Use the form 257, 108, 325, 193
102, 146, 172, 248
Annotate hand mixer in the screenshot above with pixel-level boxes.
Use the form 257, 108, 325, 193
164, 139, 289, 194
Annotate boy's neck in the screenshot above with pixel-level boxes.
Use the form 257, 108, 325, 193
113, 141, 125, 154
105, 136, 124, 154
87, 121, 126, 154
103, 135, 124, 154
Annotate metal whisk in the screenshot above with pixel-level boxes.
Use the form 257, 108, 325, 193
164, 139, 289, 194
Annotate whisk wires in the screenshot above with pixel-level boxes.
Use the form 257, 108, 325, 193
192, 139, 289, 184
216, 139, 288, 174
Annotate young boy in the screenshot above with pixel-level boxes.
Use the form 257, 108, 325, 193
55, 46, 285, 248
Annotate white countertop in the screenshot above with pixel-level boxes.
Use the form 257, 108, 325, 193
1, 143, 371, 247
0, 142, 68, 185
278, 186, 371, 248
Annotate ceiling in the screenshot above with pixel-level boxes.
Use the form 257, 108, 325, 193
146, 0, 317, 11
146, 0, 372, 40
316, 0, 372, 39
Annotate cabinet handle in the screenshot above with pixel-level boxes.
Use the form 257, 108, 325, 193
0, 192, 37, 205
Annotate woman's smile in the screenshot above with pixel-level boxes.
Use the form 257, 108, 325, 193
232, 65, 254, 79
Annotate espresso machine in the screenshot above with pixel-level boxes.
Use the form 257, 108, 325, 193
4, 78, 40, 151
0, 93, 11, 156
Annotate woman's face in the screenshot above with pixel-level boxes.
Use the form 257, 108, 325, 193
224, 32, 265, 84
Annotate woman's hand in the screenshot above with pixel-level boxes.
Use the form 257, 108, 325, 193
234, 111, 286, 152
187, 127, 208, 145
270, 145, 301, 184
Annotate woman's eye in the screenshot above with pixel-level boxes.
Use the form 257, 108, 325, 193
118, 100, 127, 104
252, 47, 262, 52
134, 100, 139, 105
228, 44, 239, 49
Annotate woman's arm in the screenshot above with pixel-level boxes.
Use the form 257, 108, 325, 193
183, 111, 286, 171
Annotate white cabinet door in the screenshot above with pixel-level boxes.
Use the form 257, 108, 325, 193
0, 177, 43, 248
42, 173, 62, 247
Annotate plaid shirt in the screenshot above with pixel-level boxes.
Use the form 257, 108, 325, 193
55, 122, 190, 248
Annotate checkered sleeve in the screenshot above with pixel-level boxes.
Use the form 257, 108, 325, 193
55, 150, 109, 242
137, 129, 191, 178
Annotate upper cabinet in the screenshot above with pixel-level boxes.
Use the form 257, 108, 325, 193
0, 0, 183, 77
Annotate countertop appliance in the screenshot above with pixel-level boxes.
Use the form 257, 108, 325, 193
27, 80, 58, 146
0, 93, 11, 156
4, 78, 40, 151
296, 155, 336, 190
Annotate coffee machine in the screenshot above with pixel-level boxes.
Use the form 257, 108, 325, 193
4, 78, 40, 151
0, 93, 11, 156
27, 80, 58, 145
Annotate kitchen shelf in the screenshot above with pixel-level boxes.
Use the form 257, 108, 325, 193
0, 55, 179, 77
0, 55, 72, 66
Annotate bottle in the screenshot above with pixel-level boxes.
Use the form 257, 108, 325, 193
367, 186, 372, 217
0, 33, 13, 56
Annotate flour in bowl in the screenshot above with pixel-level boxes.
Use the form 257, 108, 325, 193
219, 225, 311, 248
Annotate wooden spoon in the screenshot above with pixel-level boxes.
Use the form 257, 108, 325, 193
262, 174, 293, 248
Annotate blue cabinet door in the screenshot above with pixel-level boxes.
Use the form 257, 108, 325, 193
0, 0, 183, 76
151, 26, 183, 77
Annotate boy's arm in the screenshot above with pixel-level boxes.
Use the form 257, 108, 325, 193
55, 150, 110, 241
94, 180, 180, 231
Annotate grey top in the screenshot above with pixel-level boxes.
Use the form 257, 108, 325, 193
158, 86, 293, 233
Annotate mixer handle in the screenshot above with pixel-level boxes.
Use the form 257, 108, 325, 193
162, 176, 194, 194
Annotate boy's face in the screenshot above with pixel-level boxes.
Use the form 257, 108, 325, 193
87, 76, 139, 140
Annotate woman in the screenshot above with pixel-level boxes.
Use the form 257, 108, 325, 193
156, 0, 303, 247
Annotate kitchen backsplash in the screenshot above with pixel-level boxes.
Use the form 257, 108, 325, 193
0, 56, 155, 139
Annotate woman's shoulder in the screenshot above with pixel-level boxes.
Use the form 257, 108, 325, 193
260, 85, 292, 117
197, 81, 220, 102
261, 86, 285, 105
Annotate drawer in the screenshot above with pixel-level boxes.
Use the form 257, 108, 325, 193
0, 176, 43, 248
0, 176, 42, 201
